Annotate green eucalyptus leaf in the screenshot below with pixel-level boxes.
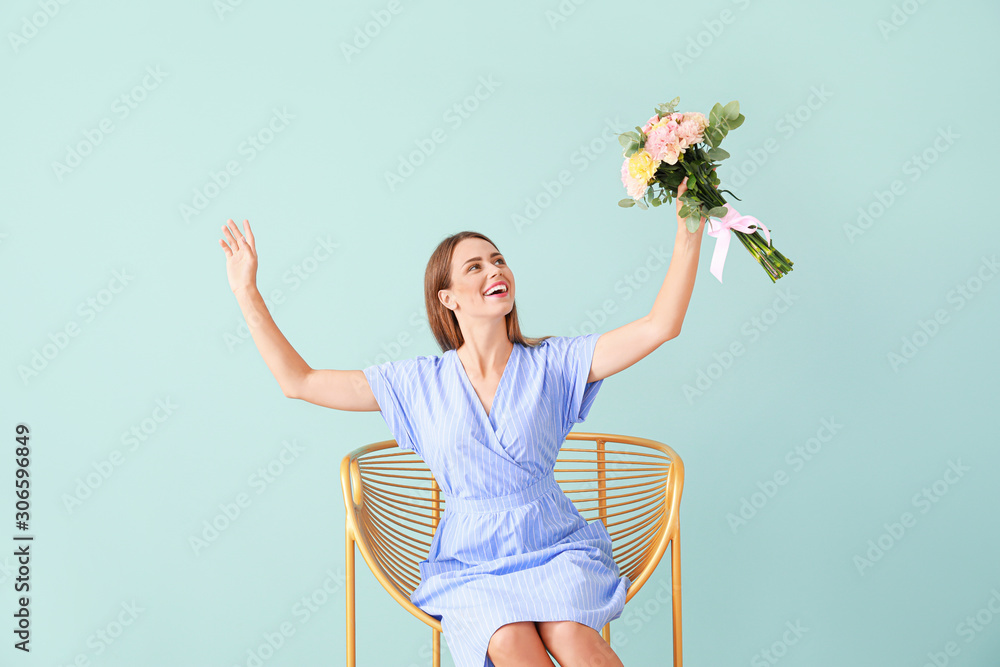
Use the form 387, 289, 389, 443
708, 206, 729, 218
651, 197, 661, 207
618, 198, 636, 208
723, 100, 740, 119
636, 200, 648, 210
618, 134, 633, 148
706, 147, 730, 160
686, 217, 701, 233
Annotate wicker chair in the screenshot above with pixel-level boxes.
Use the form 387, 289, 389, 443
340, 432, 684, 666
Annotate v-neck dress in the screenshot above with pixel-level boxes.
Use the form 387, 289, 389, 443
362, 333, 631, 667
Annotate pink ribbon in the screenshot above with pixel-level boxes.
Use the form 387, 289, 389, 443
705, 204, 771, 283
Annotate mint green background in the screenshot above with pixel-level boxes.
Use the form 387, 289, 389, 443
2, 0, 999, 665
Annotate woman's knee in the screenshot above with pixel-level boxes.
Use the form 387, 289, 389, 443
536, 621, 621, 667
536, 620, 589, 646
487, 621, 543, 661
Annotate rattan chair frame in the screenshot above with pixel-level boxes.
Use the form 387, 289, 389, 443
340, 431, 684, 666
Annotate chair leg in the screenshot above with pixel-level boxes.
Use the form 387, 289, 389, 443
602, 623, 610, 644
432, 628, 440, 667
672, 528, 682, 667
347, 530, 356, 667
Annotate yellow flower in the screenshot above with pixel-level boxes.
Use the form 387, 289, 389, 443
627, 149, 657, 183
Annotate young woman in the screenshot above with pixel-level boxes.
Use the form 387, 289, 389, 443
219, 178, 705, 667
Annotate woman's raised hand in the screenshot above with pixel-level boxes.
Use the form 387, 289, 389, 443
219, 219, 258, 294
676, 176, 706, 234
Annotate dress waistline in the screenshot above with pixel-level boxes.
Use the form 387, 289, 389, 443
443, 473, 560, 514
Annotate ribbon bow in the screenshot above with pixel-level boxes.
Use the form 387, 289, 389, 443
705, 204, 770, 283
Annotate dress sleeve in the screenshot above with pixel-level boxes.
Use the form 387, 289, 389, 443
362, 357, 423, 457
549, 333, 604, 428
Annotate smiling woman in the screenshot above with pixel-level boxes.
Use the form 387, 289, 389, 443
219, 221, 703, 667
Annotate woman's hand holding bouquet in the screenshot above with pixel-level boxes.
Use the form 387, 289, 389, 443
619, 97, 794, 283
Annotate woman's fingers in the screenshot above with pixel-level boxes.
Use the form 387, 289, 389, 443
221, 224, 238, 251
242, 219, 255, 250
222, 219, 245, 251
221, 218, 254, 257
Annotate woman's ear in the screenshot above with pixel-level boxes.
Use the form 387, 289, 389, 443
438, 289, 453, 311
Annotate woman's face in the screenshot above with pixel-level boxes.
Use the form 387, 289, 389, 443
440, 237, 514, 318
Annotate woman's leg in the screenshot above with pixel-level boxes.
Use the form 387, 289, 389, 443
487, 622, 556, 667
536, 621, 624, 667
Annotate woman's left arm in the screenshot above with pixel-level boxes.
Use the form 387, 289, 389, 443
587, 177, 706, 383
647, 176, 706, 337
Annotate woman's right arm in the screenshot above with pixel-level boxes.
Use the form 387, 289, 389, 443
221, 219, 378, 412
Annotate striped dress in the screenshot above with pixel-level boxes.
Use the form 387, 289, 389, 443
362, 333, 631, 667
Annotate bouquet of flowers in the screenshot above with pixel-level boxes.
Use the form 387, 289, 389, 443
618, 97, 793, 283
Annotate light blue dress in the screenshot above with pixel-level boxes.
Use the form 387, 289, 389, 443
362, 333, 631, 667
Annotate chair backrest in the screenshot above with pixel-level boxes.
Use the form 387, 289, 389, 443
341, 432, 684, 605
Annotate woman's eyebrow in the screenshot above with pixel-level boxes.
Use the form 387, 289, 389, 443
463, 252, 502, 266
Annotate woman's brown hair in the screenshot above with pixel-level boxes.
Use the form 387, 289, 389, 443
424, 231, 552, 353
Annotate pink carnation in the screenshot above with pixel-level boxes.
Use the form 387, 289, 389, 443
644, 126, 676, 163
682, 111, 707, 128
675, 122, 701, 149
641, 114, 661, 134
660, 144, 681, 165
